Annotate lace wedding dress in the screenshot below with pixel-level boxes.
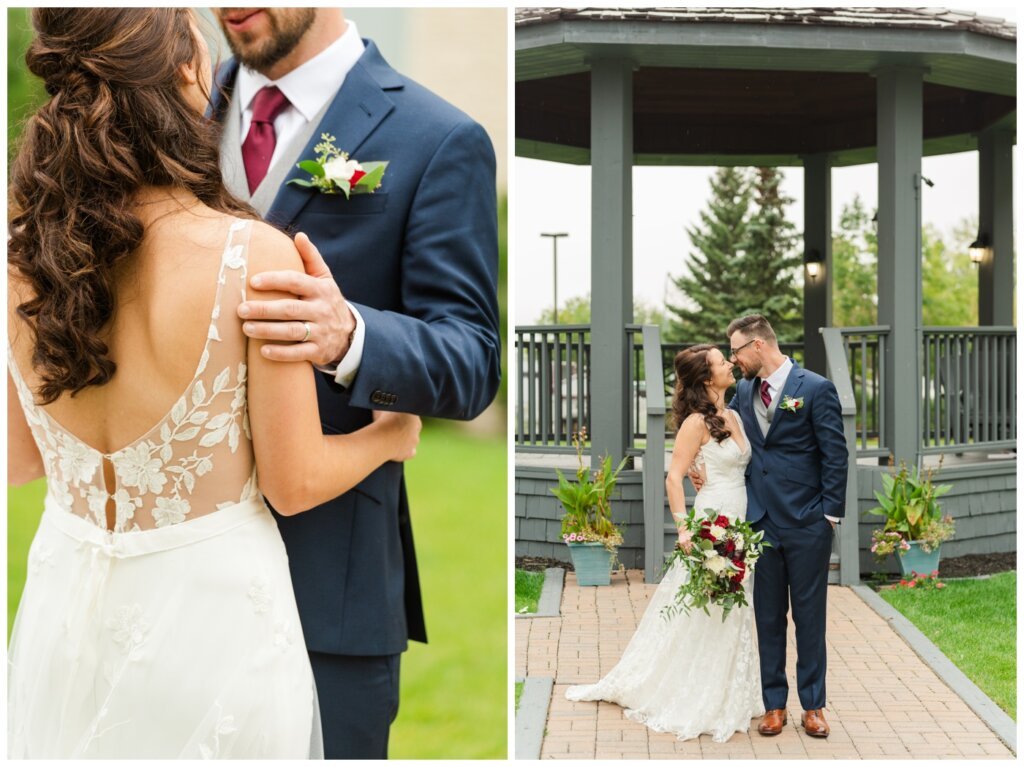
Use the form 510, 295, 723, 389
7, 219, 322, 758
566, 413, 764, 743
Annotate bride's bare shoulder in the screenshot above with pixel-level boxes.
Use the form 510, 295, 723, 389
247, 221, 303, 277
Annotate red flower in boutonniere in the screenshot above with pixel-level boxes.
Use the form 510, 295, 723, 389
287, 133, 387, 199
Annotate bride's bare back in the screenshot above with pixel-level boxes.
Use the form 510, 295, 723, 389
9, 195, 260, 531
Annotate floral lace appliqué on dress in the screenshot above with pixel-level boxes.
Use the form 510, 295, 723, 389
8, 219, 258, 533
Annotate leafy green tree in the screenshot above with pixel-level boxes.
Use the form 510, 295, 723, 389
666, 167, 753, 342
831, 196, 980, 328
921, 220, 977, 326
831, 196, 877, 327
742, 167, 803, 340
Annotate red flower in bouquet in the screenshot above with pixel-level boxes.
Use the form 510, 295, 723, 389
662, 508, 770, 622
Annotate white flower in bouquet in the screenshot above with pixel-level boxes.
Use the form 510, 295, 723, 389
732, 534, 745, 552
323, 156, 363, 184
706, 555, 729, 575
708, 524, 727, 541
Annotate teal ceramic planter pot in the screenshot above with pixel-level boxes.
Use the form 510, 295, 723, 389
566, 542, 614, 586
898, 541, 942, 577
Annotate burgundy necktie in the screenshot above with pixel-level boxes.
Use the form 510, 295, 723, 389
760, 380, 772, 408
241, 86, 291, 195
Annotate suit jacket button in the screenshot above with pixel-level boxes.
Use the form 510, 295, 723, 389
371, 390, 383, 404
389, 394, 397, 405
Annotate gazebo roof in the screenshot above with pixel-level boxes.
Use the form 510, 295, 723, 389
516, 7, 1016, 166
516, 8, 1017, 41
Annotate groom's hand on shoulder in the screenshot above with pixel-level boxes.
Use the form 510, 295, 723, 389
239, 232, 356, 367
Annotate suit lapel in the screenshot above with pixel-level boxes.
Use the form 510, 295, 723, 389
764, 361, 805, 444
264, 41, 400, 230
736, 380, 764, 447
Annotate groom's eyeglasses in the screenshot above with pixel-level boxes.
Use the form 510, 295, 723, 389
729, 338, 757, 358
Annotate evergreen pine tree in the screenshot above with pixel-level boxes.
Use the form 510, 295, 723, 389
666, 167, 753, 343
742, 167, 803, 341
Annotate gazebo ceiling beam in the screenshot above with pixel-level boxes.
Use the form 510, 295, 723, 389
515, 65, 1015, 167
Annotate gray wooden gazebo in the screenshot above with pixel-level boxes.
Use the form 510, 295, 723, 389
514, 8, 1016, 584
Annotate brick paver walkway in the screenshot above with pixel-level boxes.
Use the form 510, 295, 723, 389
516, 569, 1013, 759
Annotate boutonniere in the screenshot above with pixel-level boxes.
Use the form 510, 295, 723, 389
287, 133, 387, 198
779, 396, 804, 413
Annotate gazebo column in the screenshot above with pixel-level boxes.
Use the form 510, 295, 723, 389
978, 127, 1014, 326
589, 57, 634, 465
875, 67, 924, 463
802, 154, 832, 375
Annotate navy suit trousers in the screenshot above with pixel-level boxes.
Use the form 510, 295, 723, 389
309, 652, 401, 759
751, 514, 833, 711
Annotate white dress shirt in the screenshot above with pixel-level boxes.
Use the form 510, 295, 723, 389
236, 21, 366, 388
762, 357, 839, 525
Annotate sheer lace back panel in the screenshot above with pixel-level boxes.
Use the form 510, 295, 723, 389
8, 218, 258, 532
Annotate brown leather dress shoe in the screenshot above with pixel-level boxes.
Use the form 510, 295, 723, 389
758, 709, 787, 736
801, 708, 830, 738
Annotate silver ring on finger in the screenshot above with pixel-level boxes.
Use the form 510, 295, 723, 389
301, 321, 312, 343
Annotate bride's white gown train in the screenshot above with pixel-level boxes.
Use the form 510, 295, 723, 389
7, 219, 322, 758
566, 419, 764, 743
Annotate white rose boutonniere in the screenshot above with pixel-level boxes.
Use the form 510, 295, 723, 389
288, 133, 387, 199
779, 395, 805, 413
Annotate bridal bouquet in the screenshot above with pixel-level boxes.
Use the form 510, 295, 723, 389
661, 508, 769, 622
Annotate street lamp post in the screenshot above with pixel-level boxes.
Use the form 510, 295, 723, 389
541, 232, 568, 324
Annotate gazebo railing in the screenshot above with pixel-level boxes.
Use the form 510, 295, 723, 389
515, 323, 1016, 458
515, 325, 590, 452
922, 326, 1016, 454
838, 326, 889, 458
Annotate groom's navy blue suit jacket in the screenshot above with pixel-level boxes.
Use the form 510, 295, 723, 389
212, 42, 501, 656
730, 362, 847, 528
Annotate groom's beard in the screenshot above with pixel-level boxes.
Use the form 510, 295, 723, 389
739, 364, 758, 381
219, 8, 316, 73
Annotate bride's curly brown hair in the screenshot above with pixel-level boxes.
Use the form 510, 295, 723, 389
9, 8, 256, 405
670, 344, 732, 443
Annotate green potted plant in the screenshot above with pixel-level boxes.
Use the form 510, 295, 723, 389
866, 459, 955, 577
552, 428, 627, 586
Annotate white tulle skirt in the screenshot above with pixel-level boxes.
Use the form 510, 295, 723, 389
8, 493, 322, 758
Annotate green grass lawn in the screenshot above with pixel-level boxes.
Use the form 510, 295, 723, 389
7, 422, 507, 759
515, 569, 545, 614
879, 572, 1016, 719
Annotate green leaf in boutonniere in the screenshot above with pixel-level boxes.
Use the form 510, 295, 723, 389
297, 160, 325, 178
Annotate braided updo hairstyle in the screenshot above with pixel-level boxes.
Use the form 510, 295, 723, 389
670, 344, 732, 443
9, 8, 255, 404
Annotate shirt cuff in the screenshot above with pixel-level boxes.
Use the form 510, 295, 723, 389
313, 302, 365, 389
825, 515, 841, 525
